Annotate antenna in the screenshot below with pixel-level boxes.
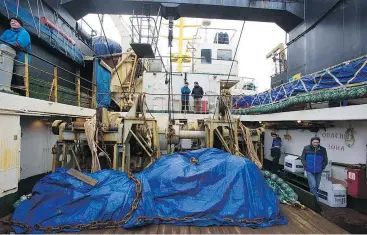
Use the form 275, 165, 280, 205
201, 19, 211, 42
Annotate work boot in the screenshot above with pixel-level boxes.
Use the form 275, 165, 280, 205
314, 197, 322, 214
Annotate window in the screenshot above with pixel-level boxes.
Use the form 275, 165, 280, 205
201, 49, 212, 64
217, 49, 232, 61
243, 83, 256, 91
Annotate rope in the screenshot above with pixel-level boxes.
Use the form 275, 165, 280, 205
36, 0, 41, 37
27, 0, 38, 33
84, 116, 101, 172
225, 21, 245, 87
239, 123, 262, 168
16, 0, 19, 17
3, 0, 9, 18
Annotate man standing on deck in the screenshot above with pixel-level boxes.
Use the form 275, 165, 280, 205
191, 81, 204, 113
270, 132, 282, 174
300, 136, 328, 212
0, 17, 31, 95
181, 82, 191, 112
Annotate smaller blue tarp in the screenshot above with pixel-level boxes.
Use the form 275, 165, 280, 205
12, 148, 287, 233
232, 56, 367, 109
92, 36, 122, 56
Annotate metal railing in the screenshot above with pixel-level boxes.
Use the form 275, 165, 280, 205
0, 42, 96, 109
145, 93, 232, 115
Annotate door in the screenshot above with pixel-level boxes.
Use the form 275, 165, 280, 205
0, 115, 21, 197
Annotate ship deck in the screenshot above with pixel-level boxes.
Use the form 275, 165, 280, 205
78, 205, 348, 234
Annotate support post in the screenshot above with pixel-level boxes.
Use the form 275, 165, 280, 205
76, 69, 81, 106
178, 17, 183, 72
24, 53, 29, 97
92, 65, 97, 109
113, 144, 117, 170
53, 67, 58, 102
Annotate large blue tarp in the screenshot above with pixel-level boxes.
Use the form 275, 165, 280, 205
233, 56, 367, 109
95, 59, 112, 108
12, 148, 287, 233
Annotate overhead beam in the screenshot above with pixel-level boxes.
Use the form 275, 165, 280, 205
62, 0, 304, 32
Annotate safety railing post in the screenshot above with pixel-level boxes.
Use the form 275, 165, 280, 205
76, 69, 81, 106
92, 68, 97, 108
24, 53, 29, 97
53, 67, 58, 102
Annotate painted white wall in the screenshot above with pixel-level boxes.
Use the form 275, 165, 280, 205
20, 117, 58, 180
264, 121, 367, 182
143, 72, 237, 113
193, 42, 238, 75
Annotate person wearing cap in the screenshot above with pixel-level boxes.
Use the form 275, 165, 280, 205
191, 81, 204, 113
0, 17, 31, 93
181, 82, 191, 112
300, 136, 328, 211
270, 132, 282, 174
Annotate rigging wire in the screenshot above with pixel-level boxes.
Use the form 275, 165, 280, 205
91, 0, 125, 94
225, 20, 245, 87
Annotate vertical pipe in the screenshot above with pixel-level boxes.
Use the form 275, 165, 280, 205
53, 67, 58, 102
76, 69, 81, 106
178, 17, 184, 72
24, 53, 29, 97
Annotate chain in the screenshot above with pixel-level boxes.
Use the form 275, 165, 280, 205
135, 214, 284, 226
10, 172, 142, 233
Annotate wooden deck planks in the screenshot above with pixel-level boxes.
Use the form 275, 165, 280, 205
76, 205, 348, 234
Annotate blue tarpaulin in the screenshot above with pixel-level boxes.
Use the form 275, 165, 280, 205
232, 56, 367, 109
94, 59, 112, 108
12, 148, 287, 233
92, 36, 122, 56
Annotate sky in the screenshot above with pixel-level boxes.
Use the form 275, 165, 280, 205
83, 15, 286, 92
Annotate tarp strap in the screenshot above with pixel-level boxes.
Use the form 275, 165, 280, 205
268, 90, 273, 103
273, 86, 283, 103
327, 69, 344, 88
347, 59, 367, 85
299, 78, 309, 93
282, 85, 288, 98
311, 72, 326, 91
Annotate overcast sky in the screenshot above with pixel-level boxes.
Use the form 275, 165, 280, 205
83, 14, 286, 92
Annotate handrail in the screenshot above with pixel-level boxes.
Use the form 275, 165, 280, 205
0, 38, 95, 85
0, 40, 95, 108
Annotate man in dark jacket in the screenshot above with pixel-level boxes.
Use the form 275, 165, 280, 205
191, 81, 204, 113
300, 136, 328, 209
270, 132, 282, 174
181, 82, 191, 112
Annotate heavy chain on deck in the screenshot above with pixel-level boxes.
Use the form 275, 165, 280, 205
10, 172, 142, 233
